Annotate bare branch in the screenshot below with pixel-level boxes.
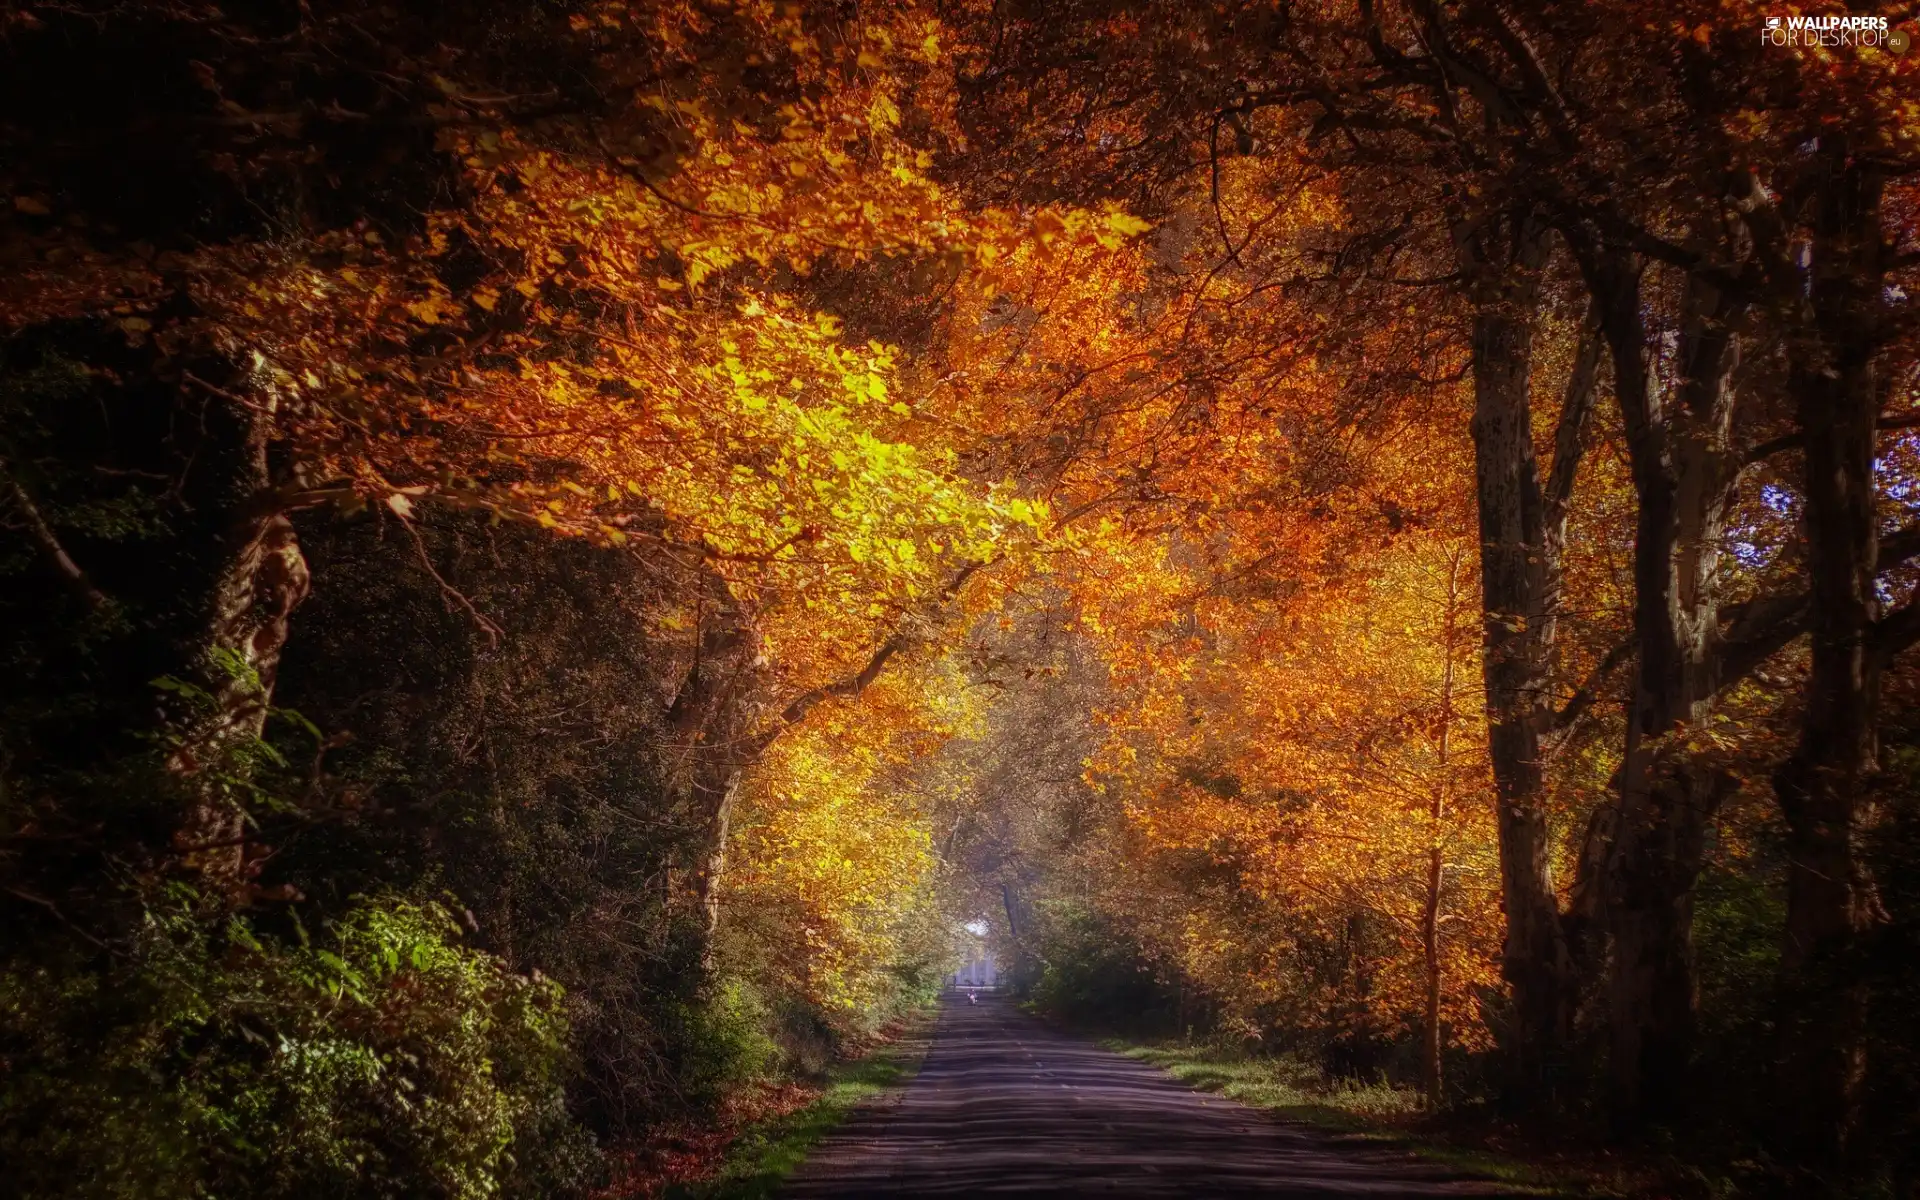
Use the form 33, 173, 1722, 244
2, 469, 111, 611
1743, 412, 1920, 468
397, 513, 503, 647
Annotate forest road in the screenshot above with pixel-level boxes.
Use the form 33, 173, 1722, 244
780, 992, 1532, 1198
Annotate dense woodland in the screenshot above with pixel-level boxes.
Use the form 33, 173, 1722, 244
2, 0, 1918, 1195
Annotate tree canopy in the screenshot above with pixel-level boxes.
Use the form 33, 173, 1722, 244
3, 1, 1919, 1195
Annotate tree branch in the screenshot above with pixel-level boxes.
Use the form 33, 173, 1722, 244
1884, 521, 1920, 570
748, 558, 994, 756
2, 470, 110, 611
1874, 597, 1920, 668
1479, 2, 1575, 144
1714, 521, 1920, 684
1718, 588, 1812, 690
1743, 412, 1920, 468
1544, 305, 1604, 528
1551, 637, 1633, 733
766, 635, 906, 741
1550, 523, 1920, 734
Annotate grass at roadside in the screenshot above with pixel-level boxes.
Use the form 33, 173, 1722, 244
669, 1006, 939, 1200
1108, 1040, 1582, 1196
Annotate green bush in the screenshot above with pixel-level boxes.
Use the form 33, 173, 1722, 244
0, 895, 587, 1199
1027, 905, 1180, 1034
683, 977, 783, 1098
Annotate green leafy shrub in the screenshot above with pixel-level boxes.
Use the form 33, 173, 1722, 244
1027, 904, 1180, 1035
685, 978, 783, 1094
0, 895, 586, 1199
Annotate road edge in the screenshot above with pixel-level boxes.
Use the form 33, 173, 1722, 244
1104, 1038, 1584, 1197
671, 1002, 941, 1199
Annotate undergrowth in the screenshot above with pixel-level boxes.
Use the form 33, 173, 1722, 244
667, 1006, 938, 1200
1109, 1040, 1574, 1195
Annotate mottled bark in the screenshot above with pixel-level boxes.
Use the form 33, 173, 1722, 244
665, 578, 765, 942
701, 775, 743, 941
168, 399, 311, 898
1774, 148, 1887, 1168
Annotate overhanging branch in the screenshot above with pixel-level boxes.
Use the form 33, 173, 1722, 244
1716, 521, 1920, 685
1551, 638, 1632, 734
747, 558, 994, 756
1874, 598, 1920, 667
1550, 521, 1920, 730
1742, 412, 1920, 469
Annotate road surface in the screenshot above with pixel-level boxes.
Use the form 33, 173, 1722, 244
781, 992, 1525, 1198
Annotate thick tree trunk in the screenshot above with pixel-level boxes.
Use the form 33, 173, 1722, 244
664, 578, 764, 944
1583, 241, 1742, 1130
1774, 149, 1886, 1168
1604, 759, 1731, 1125
1462, 210, 1571, 1103
167, 399, 311, 899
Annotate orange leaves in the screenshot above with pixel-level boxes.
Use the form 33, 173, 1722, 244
1054, 398, 1504, 1046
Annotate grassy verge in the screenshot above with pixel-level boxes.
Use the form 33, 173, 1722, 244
1107, 1039, 1584, 1196
669, 1006, 938, 1200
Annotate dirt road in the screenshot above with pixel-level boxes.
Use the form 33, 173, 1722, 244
781, 993, 1527, 1197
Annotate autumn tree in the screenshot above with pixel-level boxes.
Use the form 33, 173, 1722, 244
7, 1, 1920, 1193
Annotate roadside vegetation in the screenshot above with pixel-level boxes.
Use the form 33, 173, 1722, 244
1112, 1039, 1585, 1195
671, 1007, 938, 1200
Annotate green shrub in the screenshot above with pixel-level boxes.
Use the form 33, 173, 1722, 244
0, 895, 588, 1199
1027, 905, 1180, 1034
686, 977, 783, 1095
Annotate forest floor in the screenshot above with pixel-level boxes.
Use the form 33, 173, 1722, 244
765, 992, 1534, 1197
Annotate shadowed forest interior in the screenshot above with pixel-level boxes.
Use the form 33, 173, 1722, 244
2, 1, 1919, 1195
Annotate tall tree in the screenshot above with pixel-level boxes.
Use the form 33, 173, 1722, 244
1768, 135, 1914, 1167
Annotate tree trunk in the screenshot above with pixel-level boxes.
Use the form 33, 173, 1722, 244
1583, 240, 1742, 1130
665, 577, 764, 945
700, 773, 743, 944
1462, 209, 1571, 1103
1422, 546, 1470, 1110
1604, 759, 1731, 1126
167, 398, 311, 900
1774, 147, 1886, 1169
1422, 841, 1444, 1108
